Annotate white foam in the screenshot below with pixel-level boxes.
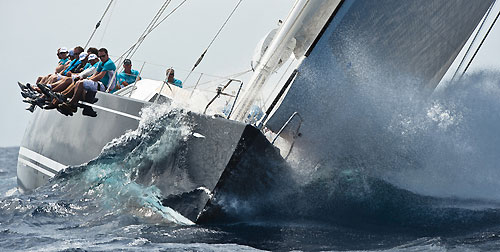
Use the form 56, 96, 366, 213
193, 132, 205, 138
4, 187, 18, 197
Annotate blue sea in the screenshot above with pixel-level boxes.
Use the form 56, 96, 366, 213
3, 72, 500, 251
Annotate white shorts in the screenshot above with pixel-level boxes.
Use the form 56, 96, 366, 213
82, 79, 104, 92
56, 74, 63, 81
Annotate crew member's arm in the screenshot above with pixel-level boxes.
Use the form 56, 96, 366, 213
74, 67, 97, 81
57, 60, 75, 75
57, 65, 69, 75
55, 65, 65, 73
89, 71, 106, 82
121, 74, 141, 88
119, 81, 130, 89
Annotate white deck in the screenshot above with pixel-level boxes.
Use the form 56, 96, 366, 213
114, 78, 234, 116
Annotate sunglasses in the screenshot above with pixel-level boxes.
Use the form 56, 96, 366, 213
98, 55, 107, 58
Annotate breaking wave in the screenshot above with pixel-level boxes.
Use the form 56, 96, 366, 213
0, 104, 195, 228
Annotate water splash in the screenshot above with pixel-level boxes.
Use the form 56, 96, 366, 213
381, 71, 500, 201
202, 69, 500, 232
51, 103, 194, 225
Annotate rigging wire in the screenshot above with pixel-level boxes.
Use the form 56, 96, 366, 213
181, 0, 244, 86
461, 3, 500, 78
117, 0, 186, 64
108, 0, 186, 92
98, 0, 118, 47
107, 0, 172, 91
128, 0, 173, 58
118, 0, 171, 67
451, 1, 495, 82
203, 0, 244, 60
148, 0, 188, 36
105, 0, 243, 94
84, 0, 114, 50
109, 0, 187, 88
263, 58, 296, 106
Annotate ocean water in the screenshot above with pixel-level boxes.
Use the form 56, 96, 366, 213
3, 72, 500, 251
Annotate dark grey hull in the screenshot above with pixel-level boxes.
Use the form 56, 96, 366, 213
17, 92, 287, 223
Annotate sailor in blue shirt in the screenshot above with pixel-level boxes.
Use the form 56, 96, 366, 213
56, 47, 69, 73
95, 51, 117, 91
37, 46, 82, 85
62, 52, 88, 76
45, 54, 101, 97
114, 59, 141, 93
59, 48, 116, 117
166, 68, 182, 88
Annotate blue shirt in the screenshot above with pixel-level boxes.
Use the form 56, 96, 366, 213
83, 62, 99, 70
169, 78, 182, 88
117, 69, 140, 86
58, 58, 69, 65
96, 59, 116, 89
63, 59, 82, 75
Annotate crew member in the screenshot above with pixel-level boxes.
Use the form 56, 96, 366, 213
59, 48, 116, 115
114, 59, 141, 93
165, 68, 182, 88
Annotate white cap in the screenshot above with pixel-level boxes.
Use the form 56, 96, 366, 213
88, 54, 98, 60
78, 52, 88, 61
59, 47, 68, 53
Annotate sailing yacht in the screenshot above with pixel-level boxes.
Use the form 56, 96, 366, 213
17, 0, 496, 223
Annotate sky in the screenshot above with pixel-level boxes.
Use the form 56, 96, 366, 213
0, 0, 500, 147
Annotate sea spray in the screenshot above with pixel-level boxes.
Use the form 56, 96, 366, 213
203, 69, 500, 232
282, 31, 500, 203
51, 103, 194, 225
381, 71, 500, 201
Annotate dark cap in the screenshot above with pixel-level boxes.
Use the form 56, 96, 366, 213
123, 59, 132, 65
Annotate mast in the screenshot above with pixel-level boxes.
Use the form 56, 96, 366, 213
232, 0, 342, 121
